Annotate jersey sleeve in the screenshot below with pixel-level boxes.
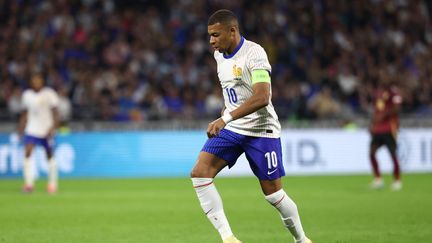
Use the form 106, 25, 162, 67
246, 45, 271, 72
391, 87, 402, 105
48, 89, 60, 108
21, 91, 30, 111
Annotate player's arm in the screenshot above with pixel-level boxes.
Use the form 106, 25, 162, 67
18, 110, 27, 137
207, 70, 270, 137
47, 107, 60, 138
220, 107, 226, 117
223, 69, 271, 122
228, 83, 269, 121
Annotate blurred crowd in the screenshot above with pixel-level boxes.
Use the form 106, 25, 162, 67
1, 0, 432, 124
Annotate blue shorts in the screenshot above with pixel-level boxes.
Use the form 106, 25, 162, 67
202, 129, 285, 180
23, 135, 54, 152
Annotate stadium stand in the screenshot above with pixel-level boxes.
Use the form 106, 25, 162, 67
0, 0, 431, 127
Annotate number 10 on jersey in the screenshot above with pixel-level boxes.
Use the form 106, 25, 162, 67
225, 88, 238, 104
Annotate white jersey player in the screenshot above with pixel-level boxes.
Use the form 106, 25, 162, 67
19, 73, 59, 194
190, 9, 312, 243
215, 37, 281, 138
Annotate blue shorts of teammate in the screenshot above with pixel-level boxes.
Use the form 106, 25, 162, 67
202, 129, 285, 180
23, 134, 54, 152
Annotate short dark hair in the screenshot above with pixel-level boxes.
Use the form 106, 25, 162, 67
208, 9, 238, 26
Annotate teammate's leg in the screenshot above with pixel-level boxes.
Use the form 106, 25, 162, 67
261, 179, 311, 243
191, 151, 239, 242
23, 143, 35, 192
44, 140, 58, 194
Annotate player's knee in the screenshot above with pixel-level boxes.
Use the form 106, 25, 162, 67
25, 150, 32, 158
190, 163, 213, 178
190, 166, 202, 178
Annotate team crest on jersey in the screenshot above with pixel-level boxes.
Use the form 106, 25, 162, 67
376, 99, 385, 111
232, 65, 242, 81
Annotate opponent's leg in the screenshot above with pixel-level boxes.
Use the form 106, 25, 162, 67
261, 179, 311, 243
387, 138, 402, 190
191, 152, 240, 242
369, 143, 384, 189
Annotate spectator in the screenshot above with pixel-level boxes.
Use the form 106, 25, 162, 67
0, 0, 430, 123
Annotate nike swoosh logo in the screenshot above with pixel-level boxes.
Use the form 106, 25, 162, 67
267, 169, 277, 175
205, 208, 213, 215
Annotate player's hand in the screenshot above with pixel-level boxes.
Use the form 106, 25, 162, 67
17, 129, 24, 140
368, 123, 374, 134
47, 127, 56, 138
207, 118, 226, 138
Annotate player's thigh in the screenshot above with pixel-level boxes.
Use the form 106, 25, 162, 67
42, 138, 55, 158
24, 143, 35, 157
243, 137, 285, 181
370, 134, 383, 154
191, 129, 244, 178
191, 151, 229, 178
384, 133, 397, 154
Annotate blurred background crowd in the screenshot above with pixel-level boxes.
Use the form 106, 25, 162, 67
1, 0, 432, 125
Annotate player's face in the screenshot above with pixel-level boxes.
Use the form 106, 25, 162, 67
31, 75, 44, 91
208, 23, 235, 54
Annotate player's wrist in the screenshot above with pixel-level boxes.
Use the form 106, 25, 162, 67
221, 113, 233, 124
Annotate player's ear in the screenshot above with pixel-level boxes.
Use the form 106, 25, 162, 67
230, 26, 236, 37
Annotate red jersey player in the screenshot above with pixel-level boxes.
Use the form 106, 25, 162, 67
369, 72, 403, 190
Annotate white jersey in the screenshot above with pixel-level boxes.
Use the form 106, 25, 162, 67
22, 87, 59, 138
215, 37, 281, 138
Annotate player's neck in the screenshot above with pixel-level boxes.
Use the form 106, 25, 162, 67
226, 35, 242, 56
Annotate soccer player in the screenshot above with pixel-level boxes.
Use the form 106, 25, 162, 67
369, 71, 403, 190
19, 73, 60, 194
190, 10, 312, 243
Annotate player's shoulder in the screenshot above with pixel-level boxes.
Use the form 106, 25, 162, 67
244, 39, 261, 49
243, 39, 267, 57
22, 88, 33, 96
22, 88, 37, 100
389, 85, 401, 94
244, 39, 265, 51
41, 87, 57, 95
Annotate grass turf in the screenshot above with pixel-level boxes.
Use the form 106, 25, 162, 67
0, 174, 431, 243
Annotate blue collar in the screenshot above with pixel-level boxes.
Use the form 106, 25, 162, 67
223, 36, 244, 59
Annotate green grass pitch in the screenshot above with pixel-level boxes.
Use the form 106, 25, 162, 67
1, 174, 431, 243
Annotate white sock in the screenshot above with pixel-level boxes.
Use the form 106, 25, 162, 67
48, 158, 58, 187
265, 189, 306, 243
192, 178, 233, 240
23, 157, 34, 187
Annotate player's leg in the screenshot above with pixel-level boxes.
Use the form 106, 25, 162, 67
369, 135, 384, 188
191, 152, 235, 242
386, 133, 401, 190
43, 138, 57, 193
260, 179, 311, 243
191, 130, 243, 242
23, 141, 35, 192
244, 137, 310, 243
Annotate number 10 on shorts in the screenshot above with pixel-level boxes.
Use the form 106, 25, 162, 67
265, 151, 278, 169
